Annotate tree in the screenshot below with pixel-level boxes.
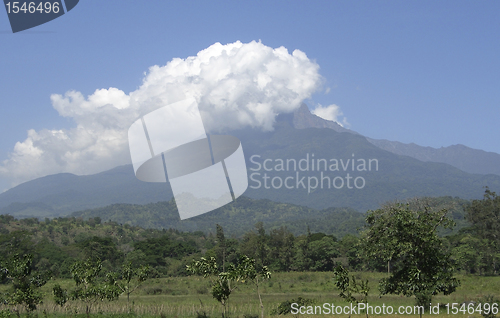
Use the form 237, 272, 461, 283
467, 188, 500, 274
451, 234, 500, 274
0, 231, 33, 259
239, 223, 270, 269
292, 230, 313, 271
0, 254, 50, 314
255, 222, 269, 268
307, 236, 340, 271
237, 256, 271, 318
53, 284, 68, 307
187, 256, 255, 318
77, 236, 123, 267
70, 258, 120, 317
116, 262, 150, 309
187, 257, 232, 317
333, 264, 370, 318
333, 264, 369, 306
216, 224, 227, 271
360, 203, 460, 308
268, 226, 295, 271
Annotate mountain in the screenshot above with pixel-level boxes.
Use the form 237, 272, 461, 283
366, 138, 500, 176
285, 103, 359, 135
1, 104, 499, 218
290, 103, 500, 177
0, 166, 173, 218
231, 121, 500, 211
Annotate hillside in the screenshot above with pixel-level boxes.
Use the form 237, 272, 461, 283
70, 196, 365, 238
69, 195, 471, 237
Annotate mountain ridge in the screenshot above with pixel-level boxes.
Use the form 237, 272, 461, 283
1, 104, 499, 219
366, 138, 500, 176
292, 103, 500, 176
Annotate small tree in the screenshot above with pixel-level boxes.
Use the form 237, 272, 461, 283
187, 256, 248, 318
53, 284, 68, 307
216, 224, 227, 271
0, 254, 50, 314
70, 258, 120, 317
237, 256, 271, 318
116, 262, 150, 310
333, 264, 369, 318
333, 264, 369, 304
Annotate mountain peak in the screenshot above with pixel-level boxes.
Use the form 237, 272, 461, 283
291, 103, 359, 134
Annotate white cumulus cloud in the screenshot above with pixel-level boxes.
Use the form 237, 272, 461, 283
0, 41, 326, 188
312, 104, 349, 127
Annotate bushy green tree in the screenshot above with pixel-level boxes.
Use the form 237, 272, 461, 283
360, 203, 460, 308
216, 224, 227, 271
0, 231, 33, 258
77, 236, 123, 267
267, 226, 295, 271
451, 234, 500, 274
467, 188, 500, 274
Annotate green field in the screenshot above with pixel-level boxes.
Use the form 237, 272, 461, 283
1, 271, 499, 318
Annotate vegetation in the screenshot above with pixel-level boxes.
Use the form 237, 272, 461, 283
70, 197, 366, 238
0, 253, 49, 313
360, 201, 460, 308
466, 187, 500, 274
69, 257, 121, 317
115, 262, 150, 305
0, 190, 498, 317
333, 264, 369, 305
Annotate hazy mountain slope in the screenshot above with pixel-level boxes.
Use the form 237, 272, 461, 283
0, 166, 173, 217
366, 138, 500, 176
1, 106, 500, 217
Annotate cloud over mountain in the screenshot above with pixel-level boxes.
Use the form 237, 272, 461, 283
0, 41, 326, 187
312, 104, 349, 127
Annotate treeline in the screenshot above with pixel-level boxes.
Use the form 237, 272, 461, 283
0, 191, 498, 280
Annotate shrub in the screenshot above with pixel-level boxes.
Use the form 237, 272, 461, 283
271, 297, 315, 315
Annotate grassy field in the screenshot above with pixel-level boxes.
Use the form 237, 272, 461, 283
1, 272, 499, 317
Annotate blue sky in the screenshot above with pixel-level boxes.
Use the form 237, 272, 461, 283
1, 1, 499, 190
